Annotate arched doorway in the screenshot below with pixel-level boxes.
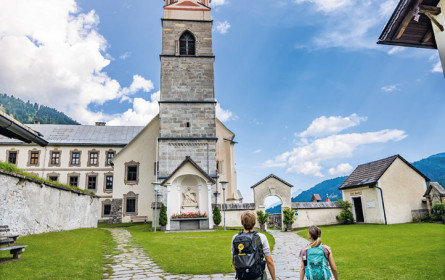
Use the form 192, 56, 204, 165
251, 174, 293, 231
264, 195, 282, 230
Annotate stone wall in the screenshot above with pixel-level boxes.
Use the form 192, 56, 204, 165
158, 140, 217, 177
160, 57, 215, 101
0, 170, 99, 236
162, 20, 213, 56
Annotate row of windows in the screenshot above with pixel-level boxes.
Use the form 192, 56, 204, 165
47, 174, 114, 192
7, 150, 115, 167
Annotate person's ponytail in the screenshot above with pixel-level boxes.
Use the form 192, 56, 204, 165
306, 225, 322, 248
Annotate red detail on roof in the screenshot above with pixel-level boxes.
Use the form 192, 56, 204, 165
176, 1, 200, 6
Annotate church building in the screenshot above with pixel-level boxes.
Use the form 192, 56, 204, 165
0, 0, 242, 229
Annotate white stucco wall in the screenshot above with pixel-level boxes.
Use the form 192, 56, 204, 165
112, 117, 159, 223
292, 208, 342, 228
379, 157, 428, 224
0, 171, 99, 236
342, 186, 384, 224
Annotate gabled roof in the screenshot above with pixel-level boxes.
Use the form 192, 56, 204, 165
0, 124, 144, 146
424, 182, 445, 197
311, 194, 322, 201
251, 174, 293, 189
377, 0, 440, 49
339, 155, 429, 190
161, 156, 216, 185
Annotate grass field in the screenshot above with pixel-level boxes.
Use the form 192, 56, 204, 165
298, 223, 445, 280
0, 228, 115, 279
127, 224, 275, 275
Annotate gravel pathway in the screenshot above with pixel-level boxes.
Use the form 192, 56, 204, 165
103, 228, 308, 280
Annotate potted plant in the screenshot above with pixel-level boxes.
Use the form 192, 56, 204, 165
213, 206, 221, 229
282, 207, 297, 231
159, 204, 167, 231
256, 210, 269, 232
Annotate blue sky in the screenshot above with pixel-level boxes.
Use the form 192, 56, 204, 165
0, 0, 444, 202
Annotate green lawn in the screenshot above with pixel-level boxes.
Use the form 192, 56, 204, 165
127, 224, 275, 275
0, 228, 115, 279
298, 223, 445, 280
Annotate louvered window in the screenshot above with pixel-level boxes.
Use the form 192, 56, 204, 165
179, 31, 195, 56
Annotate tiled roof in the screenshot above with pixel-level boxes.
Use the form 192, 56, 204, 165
160, 156, 216, 185
211, 203, 256, 210
424, 182, 445, 197
292, 202, 340, 209
0, 124, 144, 145
339, 155, 429, 190
311, 194, 322, 201
251, 174, 293, 189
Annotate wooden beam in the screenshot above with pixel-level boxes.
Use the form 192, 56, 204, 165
394, 12, 415, 39
421, 30, 434, 44
419, 5, 441, 15
425, 12, 445, 32
394, 0, 424, 39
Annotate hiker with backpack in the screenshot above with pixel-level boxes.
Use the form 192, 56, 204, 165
299, 225, 338, 280
232, 211, 276, 280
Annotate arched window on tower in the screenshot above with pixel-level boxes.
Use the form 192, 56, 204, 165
179, 31, 196, 56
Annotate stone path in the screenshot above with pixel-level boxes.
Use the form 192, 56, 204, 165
103, 228, 308, 280
266, 230, 308, 280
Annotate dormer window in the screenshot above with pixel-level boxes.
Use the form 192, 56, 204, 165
180, 31, 195, 56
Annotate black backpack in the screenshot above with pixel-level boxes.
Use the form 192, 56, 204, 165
232, 231, 266, 280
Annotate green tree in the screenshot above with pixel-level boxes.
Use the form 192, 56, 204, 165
212, 206, 221, 226
159, 204, 167, 227
256, 211, 269, 225
336, 200, 355, 224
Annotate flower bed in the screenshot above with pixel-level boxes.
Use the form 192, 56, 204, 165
171, 212, 207, 219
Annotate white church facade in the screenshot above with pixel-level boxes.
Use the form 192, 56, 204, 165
0, 0, 242, 229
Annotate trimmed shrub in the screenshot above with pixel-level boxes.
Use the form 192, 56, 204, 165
336, 200, 355, 224
256, 210, 269, 225
213, 206, 222, 226
431, 203, 445, 222
159, 204, 167, 226
282, 207, 297, 225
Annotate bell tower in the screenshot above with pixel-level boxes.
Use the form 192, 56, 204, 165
158, 0, 217, 179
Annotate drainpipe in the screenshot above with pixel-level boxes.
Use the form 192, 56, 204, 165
372, 184, 387, 225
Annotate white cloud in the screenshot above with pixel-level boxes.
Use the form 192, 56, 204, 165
328, 163, 353, 175
119, 51, 131, 60
299, 114, 367, 138
215, 20, 231, 34
210, 0, 227, 7
254, 149, 262, 153
107, 91, 160, 126
294, 0, 353, 13
294, 0, 399, 50
387, 46, 404, 55
0, 0, 154, 124
381, 84, 399, 92
216, 103, 235, 122
432, 61, 443, 73
263, 114, 407, 177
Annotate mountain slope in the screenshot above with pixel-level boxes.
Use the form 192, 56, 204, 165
412, 153, 445, 187
0, 94, 79, 125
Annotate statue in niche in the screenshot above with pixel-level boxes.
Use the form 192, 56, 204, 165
182, 187, 198, 207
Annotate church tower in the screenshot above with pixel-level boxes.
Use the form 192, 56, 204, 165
158, 0, 217, 179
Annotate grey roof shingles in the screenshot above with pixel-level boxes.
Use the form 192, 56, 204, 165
424, 182, 445, 197
339, 155, 429, 190
251, 174, 293, 189
0, 124, 144, 145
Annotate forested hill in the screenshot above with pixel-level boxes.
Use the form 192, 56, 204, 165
292, 176, 347, 202
413, 153, 445, 187
0, 94, 79, 125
